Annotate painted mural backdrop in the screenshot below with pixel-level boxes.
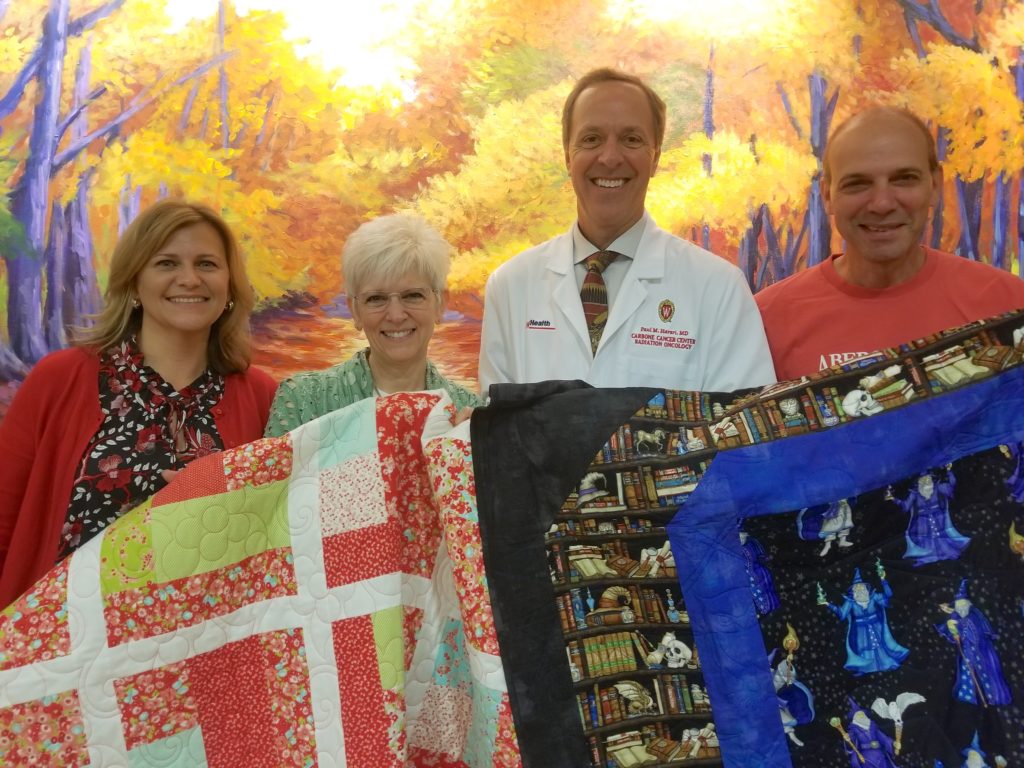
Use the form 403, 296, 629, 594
0, 0, 1022, 397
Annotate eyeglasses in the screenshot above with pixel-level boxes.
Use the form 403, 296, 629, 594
355, 288, 437, 311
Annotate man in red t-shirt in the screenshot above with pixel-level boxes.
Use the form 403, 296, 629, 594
756, 106, 1024, 382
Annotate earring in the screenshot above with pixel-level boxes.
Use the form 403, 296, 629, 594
131, 298, 141, 309
224, 300, 235, 312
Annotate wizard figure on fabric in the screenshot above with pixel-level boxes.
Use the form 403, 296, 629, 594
935, 580, 1012, 707
818, 561, 909, 676
797, 497, 855, 557
770, 646, 814, 747
885, 466, 970, 566
1000, 442, 1024, 503
836, 698, 900, 768
740, 528, 780, 615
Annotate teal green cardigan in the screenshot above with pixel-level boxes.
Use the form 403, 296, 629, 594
264, 349, 483, 437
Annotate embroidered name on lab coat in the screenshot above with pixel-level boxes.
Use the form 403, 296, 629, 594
631, 326, 696, 350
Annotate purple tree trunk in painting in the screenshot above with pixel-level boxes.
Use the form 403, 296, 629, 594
992, 172, 1010, 271
775, 74, 836, 273
1016, 53, 1023, 277
45, 38, 100, 346
738, 206, 763, 288
6, 0, 70, 364
955, 176, 984, 260
119, 179, 142, 234
742, 200, 808, 294
65, 174, 101, 328
218, 0, 231, 150
43, 201, 67, 349
700, 45, 714, 252
806, 73, 837, 267
930, 127, 948, 249
63, 41, 100, 331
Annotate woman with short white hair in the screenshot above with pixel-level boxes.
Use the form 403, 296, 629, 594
264, 214, 481, 436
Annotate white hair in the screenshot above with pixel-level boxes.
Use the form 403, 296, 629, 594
342, 214, 452, 296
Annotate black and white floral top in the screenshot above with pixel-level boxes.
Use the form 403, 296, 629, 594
60, 339, 225, 558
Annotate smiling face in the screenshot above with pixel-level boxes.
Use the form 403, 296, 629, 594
823, 111, 941, 287
350, 271, 443, 381
566, 80, 661, 249
135, 222, 230, 351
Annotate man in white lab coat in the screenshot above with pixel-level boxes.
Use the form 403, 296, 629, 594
478, 68, 775, 393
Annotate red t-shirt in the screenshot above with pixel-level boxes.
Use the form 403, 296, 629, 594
755, 248, 1024, 381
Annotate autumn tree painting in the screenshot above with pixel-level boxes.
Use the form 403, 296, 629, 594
0, 0, 1021, 390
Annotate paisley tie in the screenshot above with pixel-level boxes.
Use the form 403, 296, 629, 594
581, 250, 618, 355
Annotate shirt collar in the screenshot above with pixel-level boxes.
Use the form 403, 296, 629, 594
572, 213, 647, 265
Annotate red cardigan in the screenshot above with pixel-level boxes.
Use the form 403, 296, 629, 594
0, 347, 277, 608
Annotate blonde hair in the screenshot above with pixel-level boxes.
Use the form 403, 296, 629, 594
76, 200, 255, 374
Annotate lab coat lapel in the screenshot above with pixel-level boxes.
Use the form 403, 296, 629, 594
548, 238, 591, 351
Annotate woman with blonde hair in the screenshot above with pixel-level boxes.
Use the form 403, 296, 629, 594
0, 200, 277, 607
265, 213, 481, 436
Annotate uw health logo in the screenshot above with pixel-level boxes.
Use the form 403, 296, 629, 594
527, 319, 556, 330
658, 299, 675, 323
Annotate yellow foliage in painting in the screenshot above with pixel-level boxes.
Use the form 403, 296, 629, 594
749, 0, 864, 79
650, 133, 814, 238
986, 4, 1024, 71
93, 130, 236, 195
447, 237, 544, 294
890, 46, 1023, 179
416, 83, 575, 261
0, 27, 35, 75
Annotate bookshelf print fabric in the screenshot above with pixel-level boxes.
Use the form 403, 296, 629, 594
0, 393, 518, 768
473, 310, 1024, 768
2, 312, 1024, 767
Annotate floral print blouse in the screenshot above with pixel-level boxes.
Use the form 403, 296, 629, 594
60, 340, 225, 558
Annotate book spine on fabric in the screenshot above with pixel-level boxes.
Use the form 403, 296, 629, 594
750, 407, 769, 440
622, 424, 634, 458
743, 409, 762, 442
557, 593, 572, 633
551, 544, 566, 584
622, 632, 638, 671
628, 586, 645, 621
600, 687, 614, 724
641, 466, 658, 503
569, 640, 587, 678
829, 386, 846, 420
799, 393, 819, 429
652, 676, 666, 714
662, 675, 679, 713
677, 675, 692, 712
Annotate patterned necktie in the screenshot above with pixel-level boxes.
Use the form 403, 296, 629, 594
581, 250, 618, 355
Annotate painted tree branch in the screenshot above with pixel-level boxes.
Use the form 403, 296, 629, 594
0, 0, 125, 123
775, 82, 804, 141
896, 0, 981, 52
54, 84, 107, 145
52, 52, 233, 173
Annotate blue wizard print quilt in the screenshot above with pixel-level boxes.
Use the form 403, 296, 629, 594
1, 311, 1023, 767
473, 309, 1024, 768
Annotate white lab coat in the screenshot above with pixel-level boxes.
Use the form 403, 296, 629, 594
478, 217, 776, 393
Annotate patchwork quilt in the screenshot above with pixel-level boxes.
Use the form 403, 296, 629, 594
2, 310, 1024, 767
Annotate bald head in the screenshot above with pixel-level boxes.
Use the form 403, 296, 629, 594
823, 106, 939, 186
